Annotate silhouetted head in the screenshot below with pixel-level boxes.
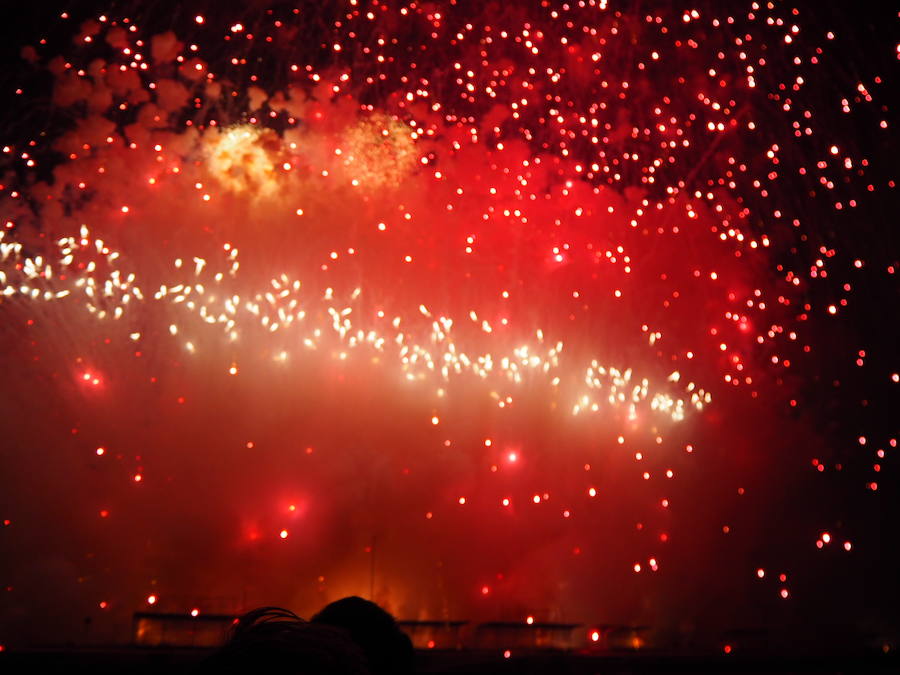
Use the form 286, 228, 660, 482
198, 606, 369, 675
312, 597, 413, 675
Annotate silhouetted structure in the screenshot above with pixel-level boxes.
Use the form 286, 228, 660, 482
473, 621, 581, 650
584, 624, 652, 651
134, 612, 233, 647
396, 620, 468, 649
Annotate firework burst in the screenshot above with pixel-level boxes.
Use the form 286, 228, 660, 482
0, 0, 896, 650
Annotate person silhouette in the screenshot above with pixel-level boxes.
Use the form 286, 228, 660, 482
312, 597, 414, 675
197, 606, 369, 674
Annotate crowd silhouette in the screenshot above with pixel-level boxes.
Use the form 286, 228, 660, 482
197, 597, 413, 675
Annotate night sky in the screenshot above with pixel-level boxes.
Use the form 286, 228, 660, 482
0, 0, 897, 653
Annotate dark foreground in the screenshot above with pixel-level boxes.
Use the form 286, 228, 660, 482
0, 647, 896, 674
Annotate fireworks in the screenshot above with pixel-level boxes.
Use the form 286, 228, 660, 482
204, 125, 287, 196
0, 0, 896, 649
